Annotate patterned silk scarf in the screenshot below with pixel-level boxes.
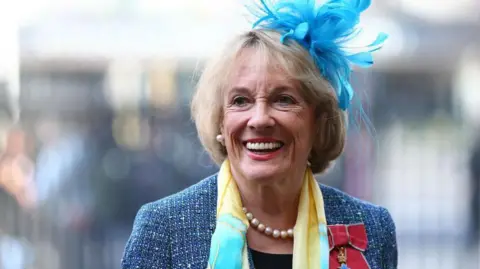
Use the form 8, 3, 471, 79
207, 160, 329, 269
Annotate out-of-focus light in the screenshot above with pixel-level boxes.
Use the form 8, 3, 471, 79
397, 0, 478, 23
350, 16, 405, 60
112, 114, 150, 151
1, 0, 118, 26
105, 60, 143, 110
454, 48, 480, 125
148, 62, 177, 110
0, 1, 20, 118
136, 0, 240, 18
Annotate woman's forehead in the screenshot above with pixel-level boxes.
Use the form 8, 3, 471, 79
229, 48, 291, 85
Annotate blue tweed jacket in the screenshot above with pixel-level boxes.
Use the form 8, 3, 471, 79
122, 174, 398, 269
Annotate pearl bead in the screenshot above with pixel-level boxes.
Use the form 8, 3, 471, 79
287, 229, 294, 238
272, 230, 280, 238
243, 207, 294, 240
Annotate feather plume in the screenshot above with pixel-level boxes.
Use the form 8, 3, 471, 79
248, 0, 387, 110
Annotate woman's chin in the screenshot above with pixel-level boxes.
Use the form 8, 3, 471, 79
239, 162, 285, 183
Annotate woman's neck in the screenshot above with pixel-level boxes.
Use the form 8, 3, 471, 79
235, 174, 302, 254
235, 173, 304, 229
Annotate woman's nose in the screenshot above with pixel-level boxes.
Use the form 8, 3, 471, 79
247, 102, 275, 130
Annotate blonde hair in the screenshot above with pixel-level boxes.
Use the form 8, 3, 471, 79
191, 30, 346, 174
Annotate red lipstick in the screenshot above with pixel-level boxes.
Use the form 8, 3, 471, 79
244, 137, 281, 143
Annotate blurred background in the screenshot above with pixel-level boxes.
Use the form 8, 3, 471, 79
0, 0, 479, 268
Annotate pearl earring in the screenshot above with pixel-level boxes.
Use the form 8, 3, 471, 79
216, 134, 224, 144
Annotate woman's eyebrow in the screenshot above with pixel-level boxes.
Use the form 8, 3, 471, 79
227, 87, 251, 97
269, 86, 294, 94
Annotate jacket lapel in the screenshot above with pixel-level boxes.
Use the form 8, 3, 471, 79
207, 175, 218, 236
321, 185, 364, 225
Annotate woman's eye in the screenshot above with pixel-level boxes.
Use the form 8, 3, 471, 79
232, 96, 249, 107
276, 95, 296, 105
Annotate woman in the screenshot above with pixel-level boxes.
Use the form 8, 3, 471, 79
122, 0, 397, 268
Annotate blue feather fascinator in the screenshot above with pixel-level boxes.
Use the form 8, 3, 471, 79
248, 0, 387, 110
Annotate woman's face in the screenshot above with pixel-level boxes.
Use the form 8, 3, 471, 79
222, 48, 316, 184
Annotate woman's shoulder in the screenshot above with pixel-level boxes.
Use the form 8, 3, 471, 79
122, 174, 218, 268
319, 184, 396, 237
138, 173, 218, 222
320, 183, 394, 225
321, 184, 398, 268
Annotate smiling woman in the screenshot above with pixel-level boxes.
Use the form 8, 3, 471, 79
218, 43, 338, 193
122, 1, 397, 269
194, 32, 345, 176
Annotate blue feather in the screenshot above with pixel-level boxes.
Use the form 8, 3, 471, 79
366, 32, 389, 52
293, 22, 309, 39
247, 0, 387, 110
352, 0, 371, 12
347, 52, 373, 67
369, 32, 389, 47
280, 29, 294, 44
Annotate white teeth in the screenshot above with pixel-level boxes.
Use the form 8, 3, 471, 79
246, 142, 282, 150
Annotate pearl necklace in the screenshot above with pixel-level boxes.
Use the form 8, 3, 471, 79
242, 207, 294, 240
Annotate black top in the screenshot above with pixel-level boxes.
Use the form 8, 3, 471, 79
250, 248, 293, 269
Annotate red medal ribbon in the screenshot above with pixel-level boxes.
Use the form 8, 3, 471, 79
328, 224, 370, 269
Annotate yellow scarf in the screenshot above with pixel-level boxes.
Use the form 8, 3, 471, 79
207, 160, 329, 269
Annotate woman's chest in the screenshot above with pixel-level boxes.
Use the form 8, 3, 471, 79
169, 238, 383, 269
